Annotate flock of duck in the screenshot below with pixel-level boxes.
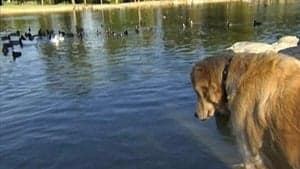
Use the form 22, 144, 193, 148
1, 18, 298, 62
1, 27, 74, 61
0, 24, 148, 61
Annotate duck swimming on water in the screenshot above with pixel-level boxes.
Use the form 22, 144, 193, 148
12, 45, 22, 61
253, 20, 262, 27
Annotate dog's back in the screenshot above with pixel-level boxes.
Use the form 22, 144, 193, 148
227, 53, 300, 169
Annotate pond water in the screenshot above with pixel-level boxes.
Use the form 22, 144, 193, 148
1, 1, 300, 169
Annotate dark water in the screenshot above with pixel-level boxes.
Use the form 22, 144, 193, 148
1, 2, 300, 169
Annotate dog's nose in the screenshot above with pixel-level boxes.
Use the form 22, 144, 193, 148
194, 113, 198, 118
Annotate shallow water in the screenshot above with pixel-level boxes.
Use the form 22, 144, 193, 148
1, 2, 300, 169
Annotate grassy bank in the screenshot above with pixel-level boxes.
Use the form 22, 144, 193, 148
0, 0, 249, 15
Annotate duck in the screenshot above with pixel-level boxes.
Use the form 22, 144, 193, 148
96, 29, 101, 36
12, 45, 22, 61
124, 30, 128, 36
76, 25, 84, 40
182, 23, 186, 29
253, 20, 262, 27
9, 34, 20, 46
1, 36, 9, 42
1, 37, 10, 48
19, 35, 37, 46
50, 34, 64, 44
184, 17, 193, 27
135, 25, 139, 34
2, 42, 13, 49
190, 20, 193, 27
226, 21, 232, 28
25, 27, 33, 40
2, 44, 9, 56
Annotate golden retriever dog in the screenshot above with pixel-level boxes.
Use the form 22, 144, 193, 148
191, 52, 300, 169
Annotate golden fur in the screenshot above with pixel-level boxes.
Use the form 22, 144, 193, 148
191, 52, 300, 169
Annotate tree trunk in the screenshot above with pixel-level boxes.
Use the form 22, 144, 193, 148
72, 0, 75, 7
84, 0, 86, 5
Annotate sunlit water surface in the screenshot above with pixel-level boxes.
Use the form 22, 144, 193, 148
1, 2, 300, 169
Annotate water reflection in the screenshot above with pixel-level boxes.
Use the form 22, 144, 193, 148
215, 113, 234, 141
1, 2, 299, 54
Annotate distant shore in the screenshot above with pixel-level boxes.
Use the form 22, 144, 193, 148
0, 0, 249, 15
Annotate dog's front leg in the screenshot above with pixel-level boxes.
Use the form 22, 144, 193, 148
230, 108, 265, 169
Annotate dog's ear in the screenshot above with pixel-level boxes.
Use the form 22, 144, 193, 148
190, 65, 197, 86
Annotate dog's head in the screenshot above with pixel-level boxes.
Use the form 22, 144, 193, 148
191, 55, 231, 121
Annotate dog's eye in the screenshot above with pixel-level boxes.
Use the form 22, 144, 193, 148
202, 87, 216, 104
195, 86, 209, 99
